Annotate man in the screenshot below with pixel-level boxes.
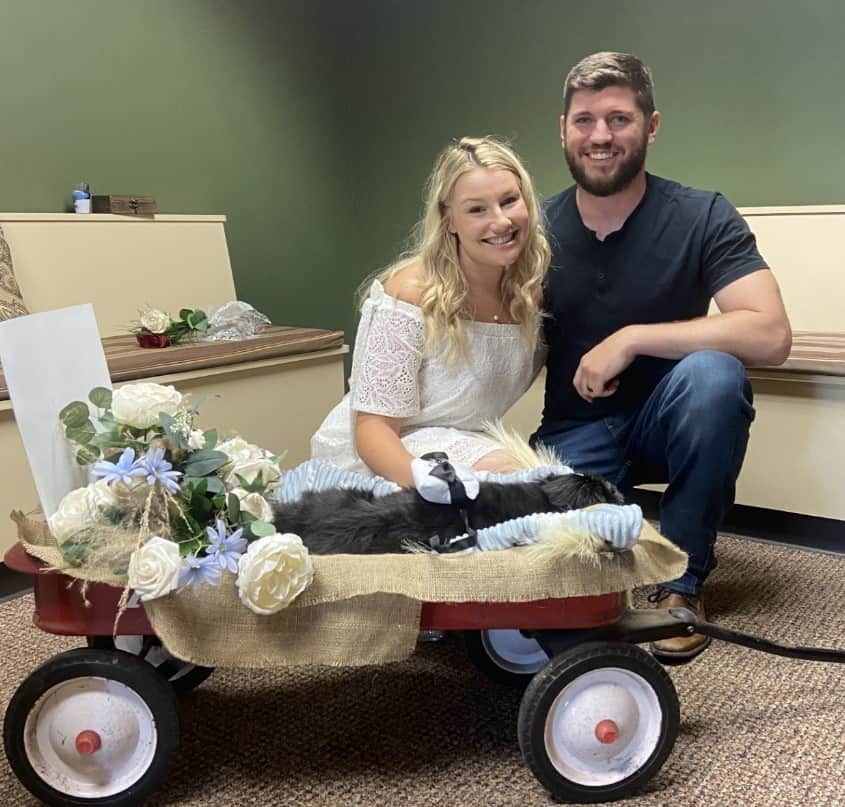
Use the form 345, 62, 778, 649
535, 52, 792, 661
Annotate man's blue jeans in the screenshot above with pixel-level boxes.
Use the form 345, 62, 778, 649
535, 351, 755, 596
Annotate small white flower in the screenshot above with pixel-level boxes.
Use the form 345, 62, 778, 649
187, 429, 206, 450
236, 533, 313, 615
112, 383, 183, 430
231, 488, 274, 521
128, 536, 182, 601
140, 308, 172, 334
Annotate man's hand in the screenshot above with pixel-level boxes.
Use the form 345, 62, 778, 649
573, 328, 635, 402
411, 456, 480, 504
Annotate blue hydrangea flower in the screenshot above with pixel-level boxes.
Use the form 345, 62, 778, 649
92, 447, 146, 486
177, 553, 222, 595
139, 446, 183, 494
205, 518, 247, 573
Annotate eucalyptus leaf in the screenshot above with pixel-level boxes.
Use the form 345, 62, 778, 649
203, 428, 218, 449
59, 401, 91, 428
76, 445, 100, 465
66, 421, 95, 444
250, 520, 276, 538
183, 449, 228, 477
189, 394, 219, 415
204, 476, 225, 494
227, 492, 240, 521
160, 411, 189, 450
88, 387, 113, 409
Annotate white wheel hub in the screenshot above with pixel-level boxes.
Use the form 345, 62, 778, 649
544, 666, 662, 786
23, 676, 158, 798
482, 629, 548, 675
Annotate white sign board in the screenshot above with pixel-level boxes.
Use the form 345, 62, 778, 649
0, 304, 111, 517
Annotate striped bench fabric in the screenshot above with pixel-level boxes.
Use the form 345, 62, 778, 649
0, 325, 344, 401
750, 331, 845, 376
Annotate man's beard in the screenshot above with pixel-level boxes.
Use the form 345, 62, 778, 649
565, 137, 648, 197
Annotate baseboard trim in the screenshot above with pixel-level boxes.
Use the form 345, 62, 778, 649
0, 563, 33, 602
628, 490, 845, 555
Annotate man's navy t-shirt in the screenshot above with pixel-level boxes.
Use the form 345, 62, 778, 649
538, 174, 768, 431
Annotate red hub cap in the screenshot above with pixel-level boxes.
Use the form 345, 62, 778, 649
75, 730, 102, 755
594, 719, 620, 744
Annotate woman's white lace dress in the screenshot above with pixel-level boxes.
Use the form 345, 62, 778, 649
311, 280, 543, 475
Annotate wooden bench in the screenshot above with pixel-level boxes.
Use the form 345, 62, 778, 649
505, 205, 845, 521
0, 213, 347, 555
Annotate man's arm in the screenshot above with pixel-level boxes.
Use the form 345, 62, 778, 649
573, 270, 792, 401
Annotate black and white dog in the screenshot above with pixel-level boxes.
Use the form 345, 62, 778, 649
272, 470, 623, 555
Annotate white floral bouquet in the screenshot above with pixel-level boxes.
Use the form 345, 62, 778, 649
51, 382, 313, 614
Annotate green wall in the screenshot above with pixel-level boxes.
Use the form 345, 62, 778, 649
1, 0, 843, 348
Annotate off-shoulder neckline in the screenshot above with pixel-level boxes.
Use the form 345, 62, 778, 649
365, 279, 522, 331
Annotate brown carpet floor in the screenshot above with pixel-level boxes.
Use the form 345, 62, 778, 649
1, 535, 844, 806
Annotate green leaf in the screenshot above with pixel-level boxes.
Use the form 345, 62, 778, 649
239, 510, 256, 524
187, 310, 207, 329
204, 476, 225, 494
233, 472, 267, 494
250, 520, 275, 538
76, 445, 100, 465
88, 387, 113, 409
203, 428, 218, 449
59, 401, 91, 428
227, 492, 240, 521
183, 449, 228, 477
178, 308, 193, 321
184, 477, 209, 495
66, 421, 96, 445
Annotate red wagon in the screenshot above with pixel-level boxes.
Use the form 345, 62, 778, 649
5, 541, 844, 806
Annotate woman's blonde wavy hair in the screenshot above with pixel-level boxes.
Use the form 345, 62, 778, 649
368, 137, 550, 364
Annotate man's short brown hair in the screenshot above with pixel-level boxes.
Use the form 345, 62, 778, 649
563, 52, 655, 117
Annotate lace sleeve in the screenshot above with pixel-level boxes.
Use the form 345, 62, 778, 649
349, 282, 425, 418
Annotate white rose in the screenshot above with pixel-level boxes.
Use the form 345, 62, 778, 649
232, 488, 274, 522
112, 383, 183, 429
187, 429, 206, 450
236, 533, 313, 615
140, 308, 172, 334
49, 487, 97, 541
88, 478, 120, 510
217, 437, 280, 488
127, 536, 182, 601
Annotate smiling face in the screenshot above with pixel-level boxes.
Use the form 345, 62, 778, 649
447, 167, 529, 272
561, 85, 659, 197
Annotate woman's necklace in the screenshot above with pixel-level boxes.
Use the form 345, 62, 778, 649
492, 296, 506, 322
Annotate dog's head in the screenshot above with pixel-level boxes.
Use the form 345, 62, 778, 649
540, 472, 624, 511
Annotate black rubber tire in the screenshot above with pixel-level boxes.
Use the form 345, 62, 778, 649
4, 647, 180, 806
518, 641, 679, 803
464, 629, 549, 687
87, 635, 214, 696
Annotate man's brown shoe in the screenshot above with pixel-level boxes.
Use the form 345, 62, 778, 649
649, 589, 711, 662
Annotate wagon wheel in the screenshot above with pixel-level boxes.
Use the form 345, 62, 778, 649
87, 635, 214, 695
3, 648, 180, 806
518, 641, 679, 803
464, 629, 549, 687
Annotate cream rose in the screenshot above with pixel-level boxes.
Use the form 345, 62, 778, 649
127, 536, 182, 601
140, 308, 172, 334
231, 488, 274, 522
112, 383, 183, 429
236, 533, 313, 615
49, 487, 96, 541
217, 437, 281, 488
49, 480, 120, 541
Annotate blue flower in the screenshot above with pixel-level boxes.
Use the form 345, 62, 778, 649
177, 553, 222, 595
139, 446, 183, 494
205, 518, 247, 573
92, 447, 146, 486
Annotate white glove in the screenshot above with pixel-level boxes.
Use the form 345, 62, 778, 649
411, 456, 480, 505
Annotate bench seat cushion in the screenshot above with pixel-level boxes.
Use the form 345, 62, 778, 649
752, 331, 845, 376
0, 325, 344, 401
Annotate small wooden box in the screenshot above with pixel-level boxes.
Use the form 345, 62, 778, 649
91, 195, 157, 218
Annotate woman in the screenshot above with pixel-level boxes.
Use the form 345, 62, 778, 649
311, 137, 550, 488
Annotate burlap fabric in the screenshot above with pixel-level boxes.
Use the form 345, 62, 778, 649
13, 511, 686, 667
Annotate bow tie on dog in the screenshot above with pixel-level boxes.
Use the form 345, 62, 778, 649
271, 453, 626, 555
